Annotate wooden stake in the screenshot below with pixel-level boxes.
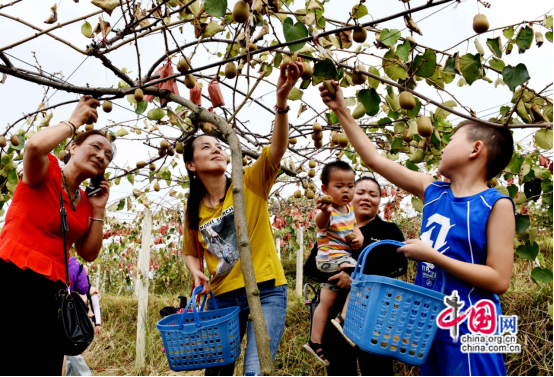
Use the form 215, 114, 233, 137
136, 208, 152, 371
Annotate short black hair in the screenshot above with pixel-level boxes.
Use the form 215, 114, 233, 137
321, 160, 355, 185
355, 176, 381, 197
453, 120, 514, 180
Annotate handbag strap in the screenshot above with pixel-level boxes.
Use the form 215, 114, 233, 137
59, 191, 71, 293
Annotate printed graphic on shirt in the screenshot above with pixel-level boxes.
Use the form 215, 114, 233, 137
199, 207, 239, 276
420, 213, 455, 288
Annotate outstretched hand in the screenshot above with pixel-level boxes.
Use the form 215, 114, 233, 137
319, 80, 346, 113
276, 58, 304, 106
69, 96, 100, 127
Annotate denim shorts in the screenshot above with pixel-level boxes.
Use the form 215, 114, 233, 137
317, 255, 357, 292
204, 280, 287, 376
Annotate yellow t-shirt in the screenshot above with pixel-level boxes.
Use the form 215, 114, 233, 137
183, 146, 287, 296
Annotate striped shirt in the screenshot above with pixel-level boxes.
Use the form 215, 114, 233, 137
316, 203, 356, 262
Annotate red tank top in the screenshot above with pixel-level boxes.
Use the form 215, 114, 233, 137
0, 154, 93, 283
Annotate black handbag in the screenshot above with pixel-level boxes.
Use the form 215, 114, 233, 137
55, 191, 95, 356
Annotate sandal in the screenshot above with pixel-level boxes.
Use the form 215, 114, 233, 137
303, 340, 330, 366
331, 316, 356, 347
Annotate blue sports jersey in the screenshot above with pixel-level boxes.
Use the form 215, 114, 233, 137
415, 182, 515, 346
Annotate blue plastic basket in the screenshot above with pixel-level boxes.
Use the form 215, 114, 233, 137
156, 285, 241, 371
343, 240, 446, 366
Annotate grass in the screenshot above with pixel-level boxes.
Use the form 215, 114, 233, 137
84, 251, 552, 376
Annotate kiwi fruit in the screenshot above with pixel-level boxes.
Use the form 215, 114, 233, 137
289, 138, 297, 145
320, 195, 333, 205
282, 54, 292, 67
314, 139, 323, 149
352, 65, 366, 85
331, 131, 339, 144
85, 124, 94, 132
309, 159, 316, 169
177, 57, 191, 73
338, 133, 349, 148
353, 26, 367, 43
154, 182, 160, 192
473, 14, 489, 34
203, 123, 212, 133
149, 163, 156, 171
168, 147, 175, 156
233, 0, 250, 23
225, 62, 237, 79
323, 80, 336, 98
10, 134, 20, 146
306, 190, 315, 200
301, 62, 313, 80
227, 154, 231, 163
345, 233, 357, 243
308, 168, 315, 178
402, 129, 412, 143
399, 91, 416, 111
185, 74, 196, 89
158, 148, 167, 157
0, 136, 6, 148
309, 182, 316, 190
175, 142, 184, 154
313, 122, 322, 133
136, 161, 147, 169
102, 101, 112, 113
417, 116, 433, 138
160, 139, 169, 149
248, 42, 257, 52
294, 190, 302, 199
134, 88, 144, 102
312, 132, 323, 141
59, 150, 67, 162
243, 157, 248, 166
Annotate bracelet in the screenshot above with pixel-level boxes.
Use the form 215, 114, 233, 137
90, 217, 104, 222
274, 105, 290, 114
95, 324, 101, 327
61, 120, 76, 134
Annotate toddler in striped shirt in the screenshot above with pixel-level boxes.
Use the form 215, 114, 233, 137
304, 161, 364, 366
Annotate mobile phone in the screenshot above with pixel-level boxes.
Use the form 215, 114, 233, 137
87, 174, 104, 197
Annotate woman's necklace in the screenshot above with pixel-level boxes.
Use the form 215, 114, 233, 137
60, 167, 77, 211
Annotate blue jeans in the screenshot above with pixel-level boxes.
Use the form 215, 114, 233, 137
204, 280, 287, 376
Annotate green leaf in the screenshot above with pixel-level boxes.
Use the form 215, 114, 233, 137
531, 267, 553, 284
535, 129, 553, 149
391, 137, 404, 150
364, 66, 380, 89
117, 198, 125, 211
147, 108, 165, 120
413, 49, 436, 78
284, 225, 293, 233
515, 26, 534, 51
287, 87, 304, 101
357, 88, 381, 116
352, 4, 368, 19
407, 97, 421, 118
410, 149, 424, 163
126, 174, 134, 185
495, 185, 509, 196
396, 40, 411, 62
507, 154, 524, 174
502, 64, 530, 92
10, 135, 25, 150
435, 100, 457, 120
515, 214, 530, 233
81, 21, 93, 38
114, 128, 129, 137
286, 216, 293, 225
274, 53, 282, 68
411, 196, 423, 213
488, 57, 505, 72
283, 17, 309, 52
459, 53, 482, 85
204, 0, 227, 17
545, 16, 553, 28
383, 50, 406, 81
515, 242, 539, 261
507, 185, 518, 198
546, 31, 553, 43
406, 160, 419, 171
474, 38, 485, 56
203, 20, 225, 37
7, 169, 18, 185
380, 29, 401, 47
313, 59, 339, 81
524, 179, 542, 201
486, 37, 503, 58
135, 100, 148, 114
503, 26, 514, 40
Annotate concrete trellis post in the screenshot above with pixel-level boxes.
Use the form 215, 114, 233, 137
276, 238, 281, 260
136, 209, 152, 371
296, 228, 303, 296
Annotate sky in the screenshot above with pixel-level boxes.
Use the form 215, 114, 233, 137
1, 0, 552, 222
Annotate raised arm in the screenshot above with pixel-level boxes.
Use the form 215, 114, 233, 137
23, 96, 100, 187
270, 58, 304, 164
319, 81, 434, 201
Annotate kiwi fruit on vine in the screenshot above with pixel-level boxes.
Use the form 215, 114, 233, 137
289, 138, 297, 145
102, 101, 112, 113
59, 150, 67, 162
331, 131, 339, 144
158, 148, 167, 157
312, 132, 323, 141
294, 190, 302, 199
248, 42, 258, 52
85, 124, 94, 132
417, 116, 433, 138
403, 129, 412, 143
314, 139, 323, 149
203, 123, 213, 134
320, 195, 333, 205
353, 26, 367, 43
309, 159, 316, 169
338, 133, 349, 148
154, 182, 160, 192
345, 233, 357, 243
160, 139, 169, 149
313, 122, 322, 133
323, 80, 336, 98
308, 168, 315, 178
0, 136, 6, 148
399, 91, 416, 111
178, 57, 191, 73
10, 134, 20, 146
149, 163, 156, 171
175, 142, 184, 154
134, 88, 144, 102
473, 14, 489, 34
301, 62, 313, 80
303, 181, 308, 189
136, 161, 147, 169
185, 74, 196, 89
282, 54, 292, 67
309, 181, 316, 190
306, 190, 315, 200
351, 65, 366, 85
225, 62, 237, 79
243, 157, 248, 166
168, 147, 175, 156
233, 0, 250, 23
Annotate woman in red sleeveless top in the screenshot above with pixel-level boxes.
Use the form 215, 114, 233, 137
0, 96, 113, 375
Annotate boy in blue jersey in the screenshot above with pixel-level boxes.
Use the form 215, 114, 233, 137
319, 81, 515, 376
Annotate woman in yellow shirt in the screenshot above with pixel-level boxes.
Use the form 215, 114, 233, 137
182, 59, 305, 376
